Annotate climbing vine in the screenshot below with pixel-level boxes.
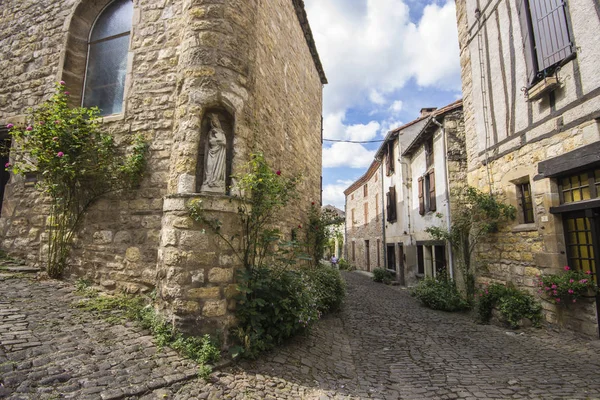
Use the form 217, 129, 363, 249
6, 82, 147, 278
426, 186, 516, 301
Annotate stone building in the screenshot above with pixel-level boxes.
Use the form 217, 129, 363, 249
455, 0, 600, 335
344, 161, 384, 272
377, 101, 466, 286
0, 0, 326, 338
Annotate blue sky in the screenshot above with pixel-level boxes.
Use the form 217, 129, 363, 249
304, 0, 462, 209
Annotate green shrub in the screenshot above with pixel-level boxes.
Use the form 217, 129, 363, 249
306, 266, 346, 313
477, 283, 542, 328
338, 258, 355, 271
233, 267, 320, 359
411, 275, 469, 312
372, 268, 393, 284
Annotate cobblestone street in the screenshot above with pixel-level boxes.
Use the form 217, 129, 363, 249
2, 271, 600, 399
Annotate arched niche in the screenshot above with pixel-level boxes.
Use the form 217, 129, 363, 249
196, 109, 235, 194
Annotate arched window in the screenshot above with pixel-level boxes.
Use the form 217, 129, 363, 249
82, 0, 133, 116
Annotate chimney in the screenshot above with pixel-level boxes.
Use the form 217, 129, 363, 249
420, 107, 437, 118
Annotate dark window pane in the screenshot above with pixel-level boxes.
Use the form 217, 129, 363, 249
83, 35, 129, 115
91, 0, 133, 42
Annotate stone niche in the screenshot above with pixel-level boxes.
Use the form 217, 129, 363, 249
196, 109, 235, 195
156, 194, 243, 344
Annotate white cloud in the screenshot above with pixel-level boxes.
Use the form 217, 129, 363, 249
323, 179, 355, 209
369, 89, 387, 105
305, 0, 460, 116
404, 2, 462, 89
324, 112, 380, 142
379, 117, 403, 137
389, 100, 404, 114
323, 142, 376, 168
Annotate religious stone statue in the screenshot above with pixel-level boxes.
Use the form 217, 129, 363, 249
200, 113, 227, 193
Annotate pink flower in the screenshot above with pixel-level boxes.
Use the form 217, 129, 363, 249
39, 121, 44, 126
6, 123, 14, 129
54, 120, 61, 124
569, 279, 574, 283
568, 289, 574, 294
52, 137, 58, 141
276, 170, 281, 175
572, 299, 577, 303
545, 287, 550, 291
564, 266, 571, 271
553, 290, 558, 295
556, 298, 561, 303
4, 162, 10, 168
57, 152, 64, 158
64, 91, 70, 95
26, 125, 33, 131
59, 80, 65, 85
551, 284, 557, 289
585, 270, 592, 275
579, 279, 588, 284
485, 290, 489, 294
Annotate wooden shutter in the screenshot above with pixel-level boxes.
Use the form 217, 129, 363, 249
429, 170, 436, 212
517, 0, 538, 85
389, 186, 396, 221
529, 0, 573, 71
418, 177, 425, 216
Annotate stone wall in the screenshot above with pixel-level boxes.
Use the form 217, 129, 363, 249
0, 0, 324, 339
455, 0, 600, 336
345, 162, 384, 271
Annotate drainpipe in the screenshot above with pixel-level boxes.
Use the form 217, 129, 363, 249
344, 194, 348, 261
380, 160, 387, 270
432, 117, 454, 279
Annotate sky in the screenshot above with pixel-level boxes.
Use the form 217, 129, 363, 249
303, 0, 463, 210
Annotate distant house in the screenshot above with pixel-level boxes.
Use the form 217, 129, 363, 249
377, 101, 466, 285
322, 204, 345, 259
455, 0, 600, 335
343, 161, 384, 271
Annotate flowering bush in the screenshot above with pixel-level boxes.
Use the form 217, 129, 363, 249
537, 266, 597, 305
6, 82, 147, 277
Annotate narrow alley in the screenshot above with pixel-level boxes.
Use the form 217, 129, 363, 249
2, 272, 600, 399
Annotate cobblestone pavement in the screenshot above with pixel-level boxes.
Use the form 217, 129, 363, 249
2, 271, 600, 399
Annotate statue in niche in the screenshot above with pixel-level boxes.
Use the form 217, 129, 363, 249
200, 113, 227, 193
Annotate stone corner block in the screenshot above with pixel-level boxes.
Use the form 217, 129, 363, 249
178, 174, 196, 194
163, 197, 187, 212
188, 286, 221, 299
208, 267, 234, 283
202, 299, 227, 317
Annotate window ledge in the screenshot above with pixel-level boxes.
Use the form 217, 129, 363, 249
526, 76, 559, 102
512, 223, 537, 233
100, 113, 126, 123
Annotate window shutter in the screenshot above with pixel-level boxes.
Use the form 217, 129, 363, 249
418, 177, 425, 216
386, 192, 391, 221
385, 147, 391, 175
429, 170, 436, 212
529, 0, 573, 71
390, 186, 397, 222
516, 0, 538, 85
